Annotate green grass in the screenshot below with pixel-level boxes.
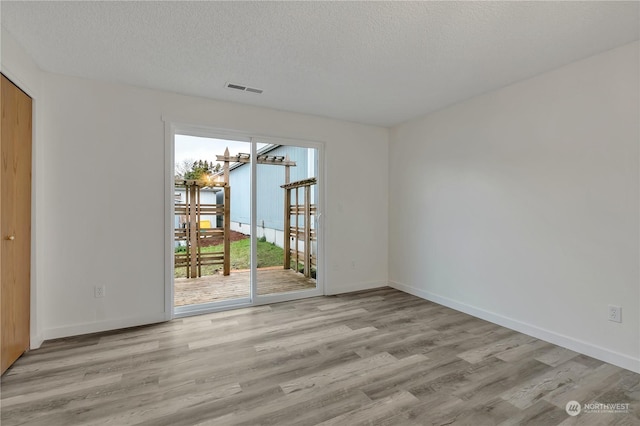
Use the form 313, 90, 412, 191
175, 238, 284, 278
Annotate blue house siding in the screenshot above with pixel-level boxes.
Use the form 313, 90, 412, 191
229, 145, 314, 232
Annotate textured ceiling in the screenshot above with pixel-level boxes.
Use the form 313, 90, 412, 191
2, 1, 638, 127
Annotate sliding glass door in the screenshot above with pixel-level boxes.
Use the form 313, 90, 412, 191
170, 128, 322, 316
173, 135, 252, 315
255, 143, 319, 298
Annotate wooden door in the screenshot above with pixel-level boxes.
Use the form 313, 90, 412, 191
1, 74, 32, 374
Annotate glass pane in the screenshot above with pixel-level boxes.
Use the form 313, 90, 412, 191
174, 135, 251, 308
255, 144, 318, 296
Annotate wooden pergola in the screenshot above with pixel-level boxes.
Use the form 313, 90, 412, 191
282, 177, 317, 278
174, 179, 230, 277
176, 147, 317, 280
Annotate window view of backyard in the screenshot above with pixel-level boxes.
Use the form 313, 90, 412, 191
174, 135, 318, 308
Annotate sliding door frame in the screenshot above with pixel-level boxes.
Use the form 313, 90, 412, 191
251, 135, 325, 305
163, 121, 325, 320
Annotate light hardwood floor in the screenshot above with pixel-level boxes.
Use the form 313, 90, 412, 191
1, 288, 638, 425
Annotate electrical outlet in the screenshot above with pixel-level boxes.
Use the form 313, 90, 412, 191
608, 305, 621, 323
94, 285, 106, 298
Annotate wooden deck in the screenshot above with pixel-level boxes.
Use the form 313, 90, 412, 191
174, 267, 316, 306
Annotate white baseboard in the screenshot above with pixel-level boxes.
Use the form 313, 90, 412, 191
326, 280, 387, 296
389, 280, 640, 374
42, 313, 168, 341
30, 334, 44, 350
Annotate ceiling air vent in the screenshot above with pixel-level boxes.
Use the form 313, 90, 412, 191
225, 82, 263, 94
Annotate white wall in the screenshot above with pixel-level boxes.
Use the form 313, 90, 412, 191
389, 42, 640, 372
2, 29, 389, 341
38, 74, 388, 338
